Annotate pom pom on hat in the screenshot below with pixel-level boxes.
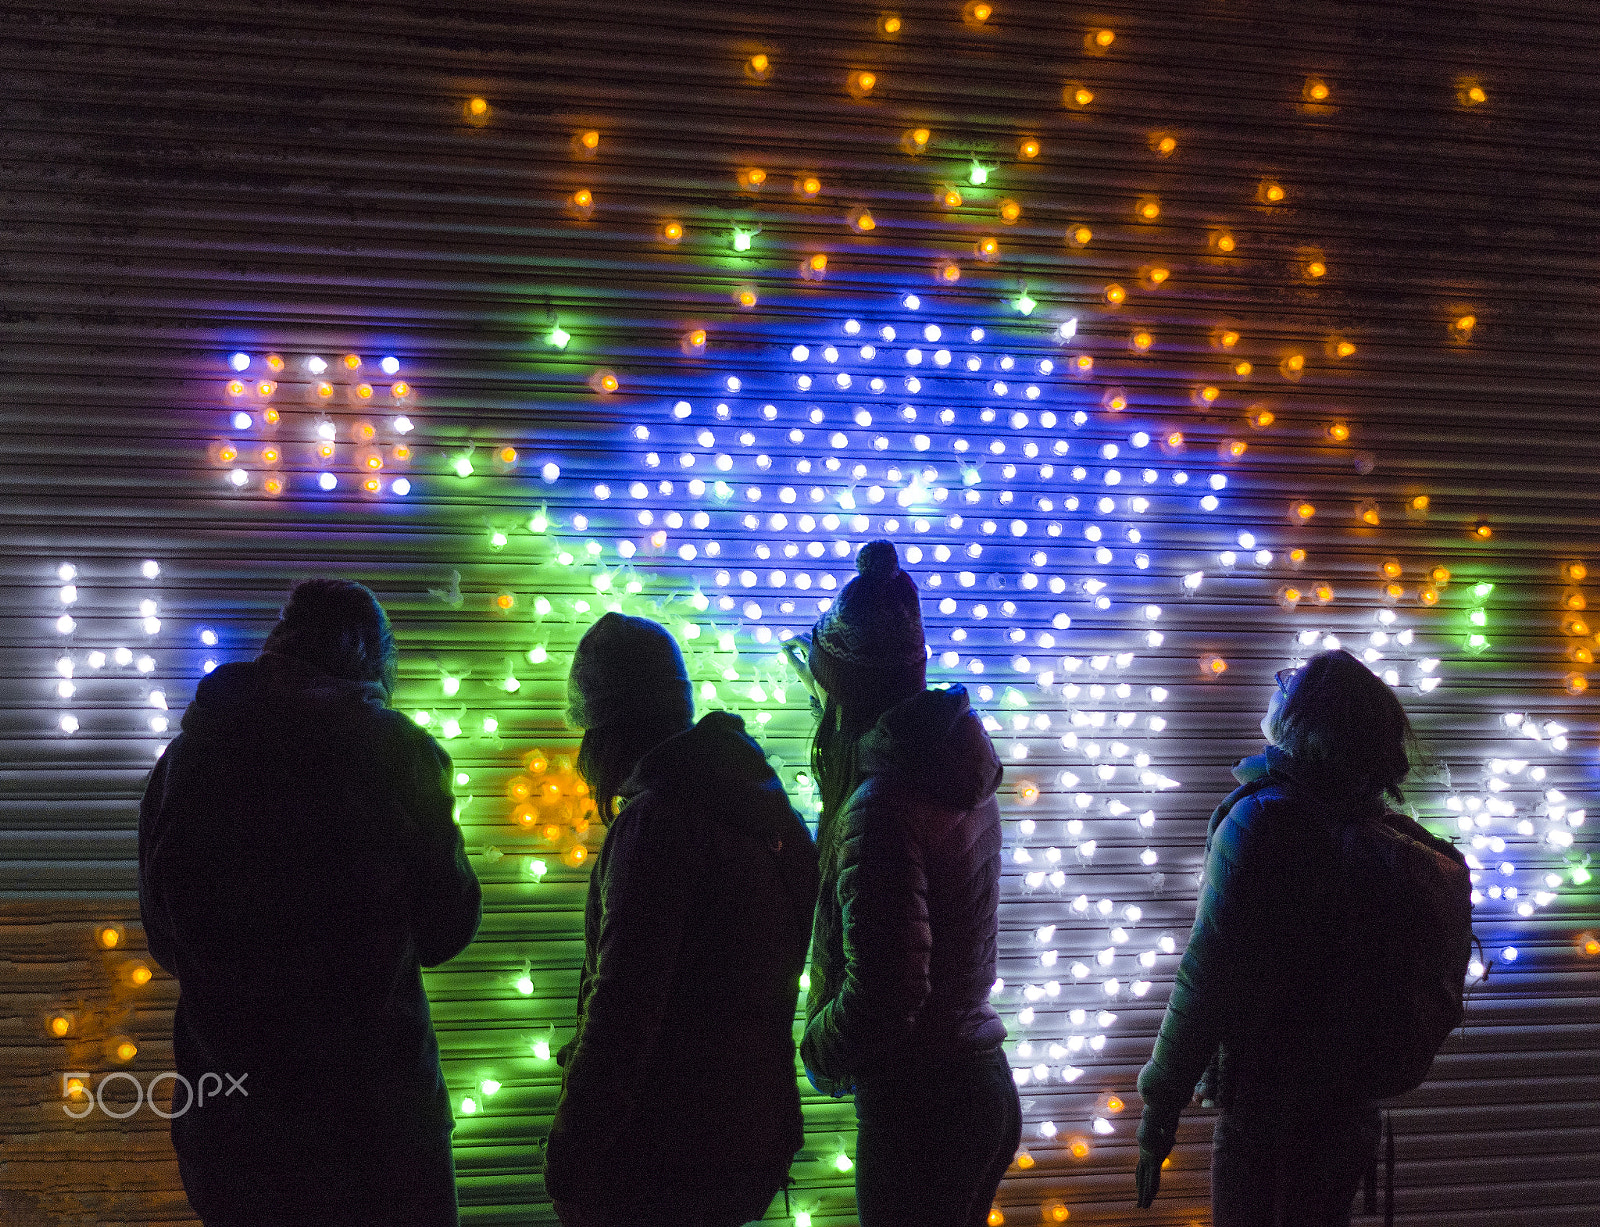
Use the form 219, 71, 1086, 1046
810, 539, 927, 709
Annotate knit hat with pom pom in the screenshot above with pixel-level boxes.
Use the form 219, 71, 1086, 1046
810, 539, 927, 710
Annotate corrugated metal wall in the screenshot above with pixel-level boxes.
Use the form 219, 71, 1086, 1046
3, 1, 1597, 1223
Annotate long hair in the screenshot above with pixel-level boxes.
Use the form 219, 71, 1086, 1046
1267, 648, 1420, 802
811, 692, 902, 831
261, 578, 398, 698
577, 714, 689, 825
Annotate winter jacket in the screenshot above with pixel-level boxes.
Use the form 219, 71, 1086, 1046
802, 685, 1007, 1094
1138, 747, 1460, 1140
544, 711, 820, 1207
138, 653, 480, 1190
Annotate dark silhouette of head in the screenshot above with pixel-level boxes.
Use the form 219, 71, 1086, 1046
1267, 648, 1418, 801
261, 579, 398, 697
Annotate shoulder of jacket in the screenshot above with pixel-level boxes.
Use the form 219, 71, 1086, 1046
369, 707, 449, 767
1211, 786, 1292, 857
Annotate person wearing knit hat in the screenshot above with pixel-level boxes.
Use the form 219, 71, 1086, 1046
548, 613, 820, 1227
789, 540, 1019, 1227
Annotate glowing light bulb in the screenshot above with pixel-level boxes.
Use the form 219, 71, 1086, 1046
468, 97, 488, 116
1019, 137, 1039, 158
1071, 86, 1094, 106
548, 324, 570, 349
662, 220, 684, 243
1104, 284, 1125, 305
1137, 199, 1160, 220
969, 161, 990, 186
1305, 77, 1330, 101
1261, 181, 1286, 203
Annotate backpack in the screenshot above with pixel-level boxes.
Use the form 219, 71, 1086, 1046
1331, 810, 1474, 1101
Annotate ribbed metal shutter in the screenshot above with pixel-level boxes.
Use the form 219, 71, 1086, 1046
2, 2, 1596, 1224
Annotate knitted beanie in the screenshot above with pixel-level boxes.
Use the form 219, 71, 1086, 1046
810, 540, 927, 711
566, 612, 694, 732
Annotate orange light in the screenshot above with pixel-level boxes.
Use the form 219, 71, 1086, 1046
1072, 87, 1094, 107
976, 236, 1000, 260
1327, 422, 1350, 442
1225, 439, 1247, 458
49, 1014, 71, 1037
391, 381, 410, 398
881, 14, 902, 34
512, 803, 538, 828
1145, 267, 1170, 286
1382, 558, 1403, 579
747, 53, 769, 76
809, 253, 828, 271
257, 380, 276, 396
343, 353, 362, 369
909, 127, 931, 148
737, 287, 759, 307
853, 71, 876, 94
226, 380, 245, 396
1295, 501, 1316, 520
362, 477, 380, 493
1454, 313, 1476, 334
316, 441, 335, 461
263, 477, 284, 496
114, 1040, 138, 1063
264, 354, 284, 372
1104, 391, 1128, 411
988, 1210, 1004, 1227
1283, 354, 1305, 373
1069, 1138, 1091, 1159
1564, 617, 1590, 637
687, 328, 707, 349
1335, 340, 1357, 358
1582, 935, 1600, 957
1306, 260, 1327, 278
1074, 355, 1094, 373
468, 97, 488, 116
742, 166, 767, 188
1044, 1202, 1069, 1223
496, 592, 515, 610
1016, 780, 1039, 803
999, 199, 1021, 223
1165, 430, 1184, 448
1137, 198, 1160, 220
800, 176, 821, 197
1014, 1151, 1034, 1169
1431, 566, 1452, 585
393, 444, 410, 461
354, 421, 376, 441
316, 381, 334, 398
1419, 585, 1440, 606
1156, 135, 1177, 156
1566, 562, 1588, 582
508, 775, 533, 802
592, 369, 619, 393
1410, 495, 1429, 512
1465, 84, 1487, 104
1218, 329, 1240, 348
1249, 408, 1275, 428
1103, 283, 1125, 305
1131, 331, 1152, 351
1281, 586, 1303, 604
1289, 548, 1306, 564
1315, 583, 1335, 602
1474, 520, 1492, 539
561, 844, 589, 868
852, 208, 876, 232
1070, 225, 1092, 246
1106, 1095, 1125, 1112
1234, 361, 1252, 377
1199, 385, 1220, 404
1095, 28, 1114, 46
964, 1, 993, 23
572, 188, 593, 209
662, 220, 684, 243
1567, 674, 1589, 696
261, 446, 280, 465
217, 443, 237, 464
1361, 504, 1382, 527
942, 188, 963, 208
98, 926, 120, 949
1019, 138, 1039, 158
1305, 78, 1330, 102
1211, 232, 1234, 253
1261, 181, 1286, 203
939, 262, 961, 282
1385, 582, 1404, 600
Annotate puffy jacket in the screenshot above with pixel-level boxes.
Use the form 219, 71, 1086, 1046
544, 711, 820, 1206
802, 685, 1007, 1094
1138, 747, 1460, 1139
138, 653, 480, 1177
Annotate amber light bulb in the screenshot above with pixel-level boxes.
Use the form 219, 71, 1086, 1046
468, 97, 488, 116
1103, 283, 1125, 305
1070, 225, 1092, 246
998, 199, 1021, 223
1019, 137, 1039, 158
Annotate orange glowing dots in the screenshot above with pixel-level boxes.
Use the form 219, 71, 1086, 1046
903, 126, 932, 154
738, 166, 768, 190
976, 236, 1000, 261
879, 13, 902, 35
1164, 430, 1185, 449
561, 843, 589, 868
226, 379, 245, 396
798, 175, 822, 198
1294, 501, 1317, 520
539, 820, 563, 842
1430, 565, 1451, 585
355, 382, 374, 400
1567, 561, 1589, 582
393, 444, 410, 462
662, 220, 684, 244
468, 97, 489, 117
1304, 77, 1330, 102
1407, 494, 1429, 514
1016, 779, 1039, 804
263, 477, 284, 496
508, 775, 533, 802
746, 53, 770, 79
683, 328, 708, 355
938, 260, 961, 282
257, 380, 276, 397
1066, 85, 1094, 108
1358, 500, 1382, 526
1333, 338, 1357, 358
1306, 259, 1327, 278
1155, 134, 1178, 157
1564, 617, 1591, 637
1019, 137, 1039, 159
1043, 1202, 1070, 1223
1105, 1095, 1125, 1113
1382, 558, 1403, 580
1069, 225, 1092, 246
1196, 384, 1221, 406
988, 1209, 1004, 1226
849, 70, 877, 96
1074, 355, 1094, 373
217, 443, 238, 464
1581, 934, 1600, 958
1222, 439, 1248, 459
390, 381, 410, 398
963, 1, 993, 24
1573, 645, 1595, 665
1093, 27, 1115, 46
1567, 674, 1589, 696
1289, 547, 1306, 565
49, 1013, 72, 1037
1249, 408, 1276, 428
1419, 584, 1440, 606
1451, 313, 1476, 339
736, 286, 759, 307
315, 441, 335, 461
114, 1039, 139, 1063
354, 420, 376, 442
343, 353, 362, 370
998, 199, 1021, 223
498, 446, 518, 464
1234, 361, 1253, 377
850, 207, 877, 232
1214, 231, 1236, 252
260, 446, 280, 465
1458, 78, 1487, 106
942, 187, 964, 208
1217, 329, 1240, 348
1136, 197, 1161, 221
1103, 283, 1125, 306
590, 369, 619, 394
1131, 330, 1153, 351
316, 380, 334, 398
806, 252, 828, 276
1103, 389, 1128, 411
1314, 582, 1335, 603
1474, 519, 1493, 539
578, 129, 600, 151
496, 592, 515, 611
1259, 180, 1286, 204
1069, 1138, 1091, 1159
1145, 266, 1170, 286
361, 477, 380, 493
1014, 1151, 1035, 1169
1327, 421, 1351, 442
1279, 585, 1303, 607
512, 803, 538, 828
569, 188, 595, 218
1283, 353, 1306, 375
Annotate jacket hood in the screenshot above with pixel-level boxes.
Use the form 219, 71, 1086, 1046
180, 652, 390, 738
859, 684, 1002, 810
621, 710, 795, 838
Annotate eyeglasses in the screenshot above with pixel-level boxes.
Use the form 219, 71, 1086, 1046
1275, 667, 1299, 694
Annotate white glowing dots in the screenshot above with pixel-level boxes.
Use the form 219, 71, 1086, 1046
56, 614, 77, 634
59, 714, 80, 734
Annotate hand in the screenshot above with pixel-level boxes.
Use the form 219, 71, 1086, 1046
781, 634, 822, 705
1134, 1149, 1164, 1208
